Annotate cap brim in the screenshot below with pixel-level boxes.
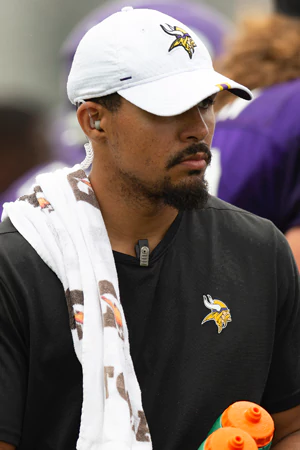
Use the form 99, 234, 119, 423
117, 68, 252, 116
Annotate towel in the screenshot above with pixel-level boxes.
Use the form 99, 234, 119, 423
3, 164, 152, 450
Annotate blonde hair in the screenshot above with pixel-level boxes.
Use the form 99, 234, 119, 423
214, 14, 300, 110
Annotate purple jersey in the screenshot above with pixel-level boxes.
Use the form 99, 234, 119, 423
209, 79, 300, 234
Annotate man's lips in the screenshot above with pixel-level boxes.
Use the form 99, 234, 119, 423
178, 152, 208, 170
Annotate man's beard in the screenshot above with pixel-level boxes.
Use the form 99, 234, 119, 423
155, 176, 209, 210
118, 143, 211, 211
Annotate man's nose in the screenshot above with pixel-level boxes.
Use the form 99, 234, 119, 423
178, 106, 209, 143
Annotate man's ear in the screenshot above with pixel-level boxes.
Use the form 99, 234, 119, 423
76, 101, 105, 139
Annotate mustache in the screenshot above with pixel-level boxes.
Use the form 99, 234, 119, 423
166, 142, 212, 170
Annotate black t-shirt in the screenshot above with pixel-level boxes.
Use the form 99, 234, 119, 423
0, 196, 299, 450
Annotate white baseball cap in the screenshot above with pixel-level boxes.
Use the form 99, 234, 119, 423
67, 6, 252, 116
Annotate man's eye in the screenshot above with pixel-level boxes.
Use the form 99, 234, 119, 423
197, 98, 215, 110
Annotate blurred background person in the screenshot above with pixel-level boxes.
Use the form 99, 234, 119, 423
0, 102, 61, 218
207, 0, 300, 269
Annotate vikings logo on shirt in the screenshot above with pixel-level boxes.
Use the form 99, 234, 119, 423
201, 294, 232, 334
161, 24, 196, 59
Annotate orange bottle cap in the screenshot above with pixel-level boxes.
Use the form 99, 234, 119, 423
221, 401, 274, 447
204, 427, 258, 450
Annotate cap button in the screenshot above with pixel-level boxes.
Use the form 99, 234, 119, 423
121, 6, 134, 12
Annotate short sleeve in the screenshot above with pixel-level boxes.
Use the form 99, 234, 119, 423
0, 277, 29, 446
261, 228, 300, 413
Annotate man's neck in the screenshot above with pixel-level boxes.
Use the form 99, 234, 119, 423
89, 172, 178, 257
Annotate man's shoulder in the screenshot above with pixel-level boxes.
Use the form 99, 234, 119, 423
0, 217, 18, 235
203, 194, 264, 218
200, 196, 280, 242
0, 218, 66, 322
0, 218, 32, 254
186, 197, 293, 276
0, 218, 28, 255
0, 218, 49, 278
204, 195, 246, 212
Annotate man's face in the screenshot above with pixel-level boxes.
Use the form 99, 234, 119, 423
100, 95, 216, 210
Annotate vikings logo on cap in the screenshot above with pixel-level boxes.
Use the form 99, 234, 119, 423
161, 24, 197, 59
201, 294, 232, 334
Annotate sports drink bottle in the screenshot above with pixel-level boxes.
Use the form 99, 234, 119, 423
198, 426, 258, 449
206, 401, 274, 449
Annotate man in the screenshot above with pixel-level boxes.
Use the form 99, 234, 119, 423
207, 0, 300, 270
0, 7, 299, 450
0, 0, 231, 213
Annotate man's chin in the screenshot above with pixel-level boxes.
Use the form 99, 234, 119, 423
161, 179, 209, 211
